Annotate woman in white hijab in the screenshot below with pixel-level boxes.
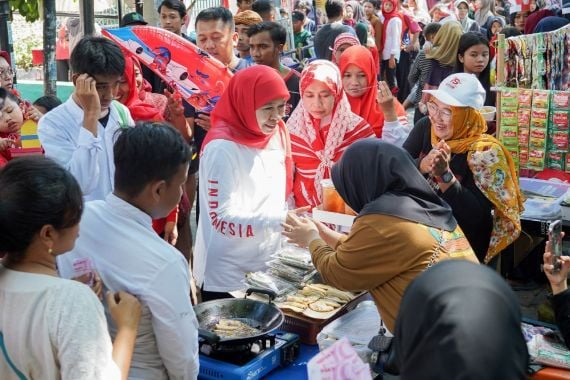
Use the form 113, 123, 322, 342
455, 0, 481, 32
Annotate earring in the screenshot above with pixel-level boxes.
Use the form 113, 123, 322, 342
48, 248, 53, 255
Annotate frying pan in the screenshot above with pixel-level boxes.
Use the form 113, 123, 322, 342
194, 288, 284, 345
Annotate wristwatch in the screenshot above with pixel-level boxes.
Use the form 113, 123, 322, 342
435, 170, 454, 184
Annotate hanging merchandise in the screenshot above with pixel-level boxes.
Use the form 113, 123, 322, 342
502, 24, 570, 91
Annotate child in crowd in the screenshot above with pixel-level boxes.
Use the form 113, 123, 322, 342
454, 32, 493, 106
380, 0, 403, 95
406, 22, 441, 121
0, 91, 26, 167
33, 95, 63, 115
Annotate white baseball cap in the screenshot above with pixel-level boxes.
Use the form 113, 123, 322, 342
423, 73, 486, 109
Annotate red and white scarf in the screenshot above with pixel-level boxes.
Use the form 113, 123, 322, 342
286, 60, 374, 208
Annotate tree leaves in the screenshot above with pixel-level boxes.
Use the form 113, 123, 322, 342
10, 0, 40, 22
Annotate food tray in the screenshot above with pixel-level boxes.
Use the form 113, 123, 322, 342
280, 292, 369, 345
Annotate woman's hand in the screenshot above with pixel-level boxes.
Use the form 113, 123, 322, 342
419, 151, 437, 174
107, 291, 142, 331
376, 81, 397, 122
73, 271, 103, 300
282, 213, 320, 249
164, 89, 184, 120
430, 140, 451, 177
388, 57, 396, 69
163, 221, 178, 246
313, 219, 344, 248
544, 234, 570, 295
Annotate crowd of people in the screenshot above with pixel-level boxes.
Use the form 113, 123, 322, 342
1, 0, 570, 378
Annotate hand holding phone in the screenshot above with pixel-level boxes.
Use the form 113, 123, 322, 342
549, 220, 563, 272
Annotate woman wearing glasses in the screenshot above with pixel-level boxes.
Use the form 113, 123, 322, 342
403, 73, 523, 265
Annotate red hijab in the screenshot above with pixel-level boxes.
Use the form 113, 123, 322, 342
338, 45, 386, 137
381, 0, 403, 51
122, 56, 164, 122
203, 65, 293, 198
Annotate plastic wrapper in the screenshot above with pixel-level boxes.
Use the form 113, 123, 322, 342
551, 91, 570, 110
500, 125, 518, 147
518, 89, 533, 108
531, 109, 549, 129
532, 90, 551, 109
550, 110, 570, 130
317, 301, 382, 364
244, 271, 297, 296
547, 151, 566, 170
273, 246, 315, 270
267, 259, 317, 284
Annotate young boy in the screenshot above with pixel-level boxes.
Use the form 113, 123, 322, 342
38, 36, 134, 201
57, 122, 199, 380
292, 11, 312, 52
234, 10, 263, 62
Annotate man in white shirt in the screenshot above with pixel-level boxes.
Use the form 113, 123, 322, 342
38, 36, 134, 201
58, 123, 199, 380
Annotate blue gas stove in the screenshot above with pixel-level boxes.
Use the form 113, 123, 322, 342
198, 331, 300, 380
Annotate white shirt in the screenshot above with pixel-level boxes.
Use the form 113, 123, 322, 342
383, 119, 412, 146
57, 194, 199, 380
0, 266, 120, 380
194, 137, 288, 292
382, 17, 403, 61
38, 98, 134, 202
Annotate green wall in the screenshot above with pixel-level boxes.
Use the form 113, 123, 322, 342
15, 80, 74, 103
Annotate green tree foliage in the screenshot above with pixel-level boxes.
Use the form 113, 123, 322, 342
10, 0, 40, 22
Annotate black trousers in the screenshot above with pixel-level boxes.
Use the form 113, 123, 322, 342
381, 59, 398, 94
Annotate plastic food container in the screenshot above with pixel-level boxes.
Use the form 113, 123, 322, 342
321, 179, 346, 213
479, 106, 496, 121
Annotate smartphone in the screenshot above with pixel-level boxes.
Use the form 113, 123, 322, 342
549, 220, 563, 271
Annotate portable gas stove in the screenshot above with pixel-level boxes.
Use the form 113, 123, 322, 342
198, 331, 300, 380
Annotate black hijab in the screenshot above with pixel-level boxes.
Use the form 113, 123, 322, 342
394, 260, 529, 380
331, 139, 457, 231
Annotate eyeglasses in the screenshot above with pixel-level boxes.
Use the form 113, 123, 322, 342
0, 68, 14, 78
426, 101, 452, 122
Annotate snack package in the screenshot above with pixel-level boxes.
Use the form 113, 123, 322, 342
529, 128, 547, 150
566, 155, 570, 174
518, 128, 529, 146
550, 110, 570, 131
244, 271, 296, 296
518, 89, 533, 108
531, 109, 550, 129
500, 125, 518, 147
550, 91, 570, 110
519, 109, 532, 128
501, 88, 520, 108
501, 107, 519, 127
520, 148, 529, 168
547, 151, 566, 171
548, 130, 569, 151
528, 149, 546, 171
533, 90, 551, 109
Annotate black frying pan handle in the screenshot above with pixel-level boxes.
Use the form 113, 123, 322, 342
199, 328, 221, 345
245, 287, 276, 303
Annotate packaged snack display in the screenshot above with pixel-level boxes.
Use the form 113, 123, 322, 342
547, 151, 566, 170
500, 125, 518, 147
531, 109, 550, 129
532, 90, 551, 109
550, 110, 570, 130
551, 91, 570, 110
